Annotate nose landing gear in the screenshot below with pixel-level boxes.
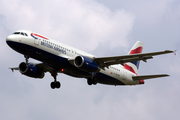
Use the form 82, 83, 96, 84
24, 55, 61, 89
24, 55, 30, 64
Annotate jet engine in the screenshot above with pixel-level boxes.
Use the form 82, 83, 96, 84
74, 56, 100, 72
19, 62, 44, 78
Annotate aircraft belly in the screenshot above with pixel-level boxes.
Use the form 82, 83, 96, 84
96, 68, 139, 85
6, 41, 91, 77
96, 72, 125, 85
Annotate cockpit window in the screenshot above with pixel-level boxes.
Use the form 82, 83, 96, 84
14, 32, 20, 34
13, 32, 28, 37
24, 33, 28, 36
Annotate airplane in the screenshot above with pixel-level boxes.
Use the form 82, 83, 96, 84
6, 30, 175, 89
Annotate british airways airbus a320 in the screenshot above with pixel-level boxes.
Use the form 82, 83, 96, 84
6, 30, 175, 89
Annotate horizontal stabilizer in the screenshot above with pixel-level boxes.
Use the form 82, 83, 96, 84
132, 74, 169, 80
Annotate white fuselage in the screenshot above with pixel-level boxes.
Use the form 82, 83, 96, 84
6, 30, 140, 86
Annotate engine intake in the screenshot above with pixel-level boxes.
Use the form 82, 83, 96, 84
19, 62, 44, 78
74, 56, 100, 72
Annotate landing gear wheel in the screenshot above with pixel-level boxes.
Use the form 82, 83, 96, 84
87, 77, 97, 85
51, 82, 56, 89
87, 78, 92, 85
50, 71, 61, 89
92, 78, 97, 85
50, 81, 61, 89
55, 81, 61, 88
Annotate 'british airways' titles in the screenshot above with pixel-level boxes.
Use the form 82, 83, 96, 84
41, 41, 66, 54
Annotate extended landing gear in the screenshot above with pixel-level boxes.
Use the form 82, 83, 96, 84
51, 81, 61, 89
87, 78, 97, 85
50, 72, 61, 89
87, 73, 97, 85
24, 55, 30, 63
23, 54, 61, 89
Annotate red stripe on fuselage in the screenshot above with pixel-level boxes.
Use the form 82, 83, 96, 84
32, 33, 49, 40
129, 47, 143, 54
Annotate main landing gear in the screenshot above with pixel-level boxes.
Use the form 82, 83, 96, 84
87, 73, 97, 85
87, 78, 97, 85
50, 73, 61, 89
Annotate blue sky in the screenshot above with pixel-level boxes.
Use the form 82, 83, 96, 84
0, 0, 180, 120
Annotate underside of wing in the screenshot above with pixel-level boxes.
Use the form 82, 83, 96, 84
9, 67, 19, 72
10, 63, 57, 76
132, 74, 169, 80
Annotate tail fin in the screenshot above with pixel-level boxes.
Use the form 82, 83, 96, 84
124, 41, 144, 75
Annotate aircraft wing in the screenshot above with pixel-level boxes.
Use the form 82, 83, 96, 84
94, 50, 174, 68
132, 74, 169, 80
9, 63, 58, 77
9, 67, 19, 72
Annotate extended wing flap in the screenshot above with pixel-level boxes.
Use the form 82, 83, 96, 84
132, 74, 169, 80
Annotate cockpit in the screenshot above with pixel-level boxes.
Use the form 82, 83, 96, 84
13, 32, 28, 37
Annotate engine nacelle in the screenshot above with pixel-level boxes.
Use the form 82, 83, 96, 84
74, 56, 100, 72
19, 62, 44, 78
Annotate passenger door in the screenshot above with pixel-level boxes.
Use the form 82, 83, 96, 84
34, 39, 39, 46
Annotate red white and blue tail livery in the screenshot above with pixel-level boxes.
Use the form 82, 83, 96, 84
6, 30, 175, 89
124, 41, 143, 75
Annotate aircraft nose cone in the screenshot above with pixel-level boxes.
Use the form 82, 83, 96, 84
6, 35, 12, 46
6, 35, 16, 48
6, 35, 13, 42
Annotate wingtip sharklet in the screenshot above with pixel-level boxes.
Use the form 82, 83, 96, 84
174, 50, 177, 55
165, 49, 177, 55
9, 67, 19, 72
9, 68, 14, 72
